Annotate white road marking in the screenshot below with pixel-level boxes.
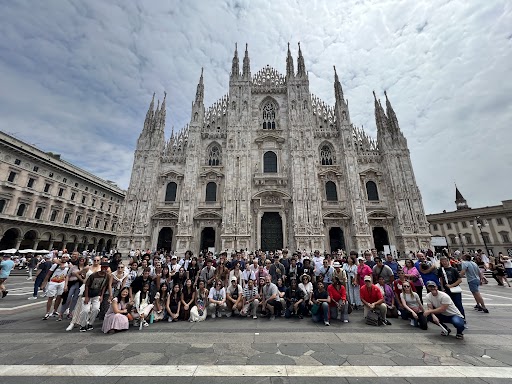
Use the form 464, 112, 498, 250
0, 365, 511, 378
0, 301, 46, 312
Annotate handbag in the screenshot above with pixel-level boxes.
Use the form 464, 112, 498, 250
442, 267, 462, 293
365, 310, 382, 326
347, 303, 353, 314
311, 303, 320, 315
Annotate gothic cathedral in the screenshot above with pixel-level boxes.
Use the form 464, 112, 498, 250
117, 44, 431, 255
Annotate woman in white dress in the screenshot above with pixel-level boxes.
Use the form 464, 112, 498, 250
189, 280, 209, 322
343, 255, 361, 309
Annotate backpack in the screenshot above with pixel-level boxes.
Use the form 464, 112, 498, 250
365, 310, 384, 326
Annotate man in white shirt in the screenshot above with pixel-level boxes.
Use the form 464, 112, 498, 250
207, 280, 227, 318
423, 280, 465, 340
226, 276, 243, 316
312, 250, 324, 276
262, 275, 282, 320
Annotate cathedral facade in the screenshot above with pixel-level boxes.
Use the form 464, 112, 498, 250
117, 44, 431, 256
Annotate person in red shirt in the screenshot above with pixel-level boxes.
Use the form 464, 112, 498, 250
327, 276, 349, 323
360, 275, 391, 325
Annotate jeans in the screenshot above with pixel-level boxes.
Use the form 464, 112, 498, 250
329, 300, 349, 321
312, 302, 329, 323
506, 268, 512, 279
79, 296, 101, 327
448, 292, 465, 319
33, 276, 45, 297
428, 313, 465, 335
265, 299, 282, 315
60, 282, 80, 315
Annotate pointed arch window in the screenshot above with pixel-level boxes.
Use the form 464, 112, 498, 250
262, 103, 276, 129
207, 145, 221, 166
165, 182, 177, 202
366, 181, 379, 201
325, 181, 338, 201
0, 199, 5, 214
263, 151, 277, 173
320, 145, 335, 165
35, 207, 43, 220
205, 182, 217, 202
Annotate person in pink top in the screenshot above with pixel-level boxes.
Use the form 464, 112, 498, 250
403, 259, 424, 303
357, 257, 373, 286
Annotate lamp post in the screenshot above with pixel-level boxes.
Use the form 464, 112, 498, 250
474, 216, 490, 256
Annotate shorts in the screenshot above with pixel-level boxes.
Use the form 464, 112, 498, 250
46, 282, 65, 297
468, 279, 480, 293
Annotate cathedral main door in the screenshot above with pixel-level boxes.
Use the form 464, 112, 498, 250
261, 212, 283, 251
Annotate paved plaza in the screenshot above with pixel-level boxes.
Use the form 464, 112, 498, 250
1, 274, 512, 383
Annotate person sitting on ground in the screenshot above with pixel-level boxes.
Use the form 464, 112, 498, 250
180, 279, 195, 321
207, 279, 227, 319
360, 275, 391, 325
400, 281, 427, 329
102, 287, 131, 334
189, 280, 209, 322
423, 280, 465, 340
393, 269, 416, 320
376, 276, 398, 318
284, 278, 305, 318
134, 281, 154, 329
241, 278, 260, 319
226, 276, 243, 316
153, 283, 168, 322
311, 281, 331, 326
327, 276, 349, 323
261, 275, 282, 320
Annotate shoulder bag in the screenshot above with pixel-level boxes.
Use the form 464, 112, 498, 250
442, 267, 462, 293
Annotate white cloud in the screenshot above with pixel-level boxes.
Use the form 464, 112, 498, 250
0, 0, 511, 213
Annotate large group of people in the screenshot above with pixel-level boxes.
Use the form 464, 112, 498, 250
1, 246, 507, 340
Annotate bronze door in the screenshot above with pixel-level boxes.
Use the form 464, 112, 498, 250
261, 212, 283, 251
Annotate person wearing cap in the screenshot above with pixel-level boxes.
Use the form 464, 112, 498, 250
357, 257, 373, 286
423, 280, 465, 339
332, 261, 347, 288
0, 254, 15, 298
226, 276, 243, 316
360, 274, 392, 325
78, 262, 110, 332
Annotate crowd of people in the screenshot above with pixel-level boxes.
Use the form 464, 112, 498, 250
1, 247, 508, 340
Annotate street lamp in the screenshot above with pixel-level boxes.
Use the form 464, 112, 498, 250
473, 216, 490, 256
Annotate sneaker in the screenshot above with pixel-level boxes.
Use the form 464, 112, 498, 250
168, 317, 173, 322
143, 321, 149, 327
42, 313, 50, 320
343, 319, 349, 323
456, 334, 464, 340
225, 312, 232, 318
438, 323, 450, 336
66, 323, 74, 331
2, 291, 7, 298
210, 313, 216, 319
215, 311, 220, 318
383, 319, 392, 326
26, 277, 32, 280
298, 314, 304, 319
482, 308, 489, 313
270, 315, 276, 321
86, 324, 93, 331
477, 307, 483, 312
474, 305, 482, 310
51, 311, 59, 317
40, 293, 47, 298
324, 321, 330, 326
56, 316, 62, 322
27, 296, 37, 300
410, 319, 415, 326
79, 326, 87, 332
253, 315, 258, 319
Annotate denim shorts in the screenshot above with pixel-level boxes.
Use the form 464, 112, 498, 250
468, 279, 480, 293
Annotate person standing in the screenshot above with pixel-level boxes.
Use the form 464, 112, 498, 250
42, 258, 70, 320
78, 262, 109, 332
437, 256, 465, 319
0, 254, 15, 298
460, 254, 489, 313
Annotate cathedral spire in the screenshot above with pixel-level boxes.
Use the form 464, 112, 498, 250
242, 43, 251, 79
297, 42, 306, 77
158, 91, 167, 127
145, 92, 155, 121
333, 66, 345, 104
286, 42, 295, 79
231, 43, 239, 79
384, 91, 399, 131
373, 91, 387, 132
455, 185, 470, 210
195, 68, 204, 105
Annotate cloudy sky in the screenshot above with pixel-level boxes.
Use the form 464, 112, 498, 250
0, 0, 511, 214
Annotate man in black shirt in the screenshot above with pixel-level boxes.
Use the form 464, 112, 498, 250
130, 267, 152, 298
